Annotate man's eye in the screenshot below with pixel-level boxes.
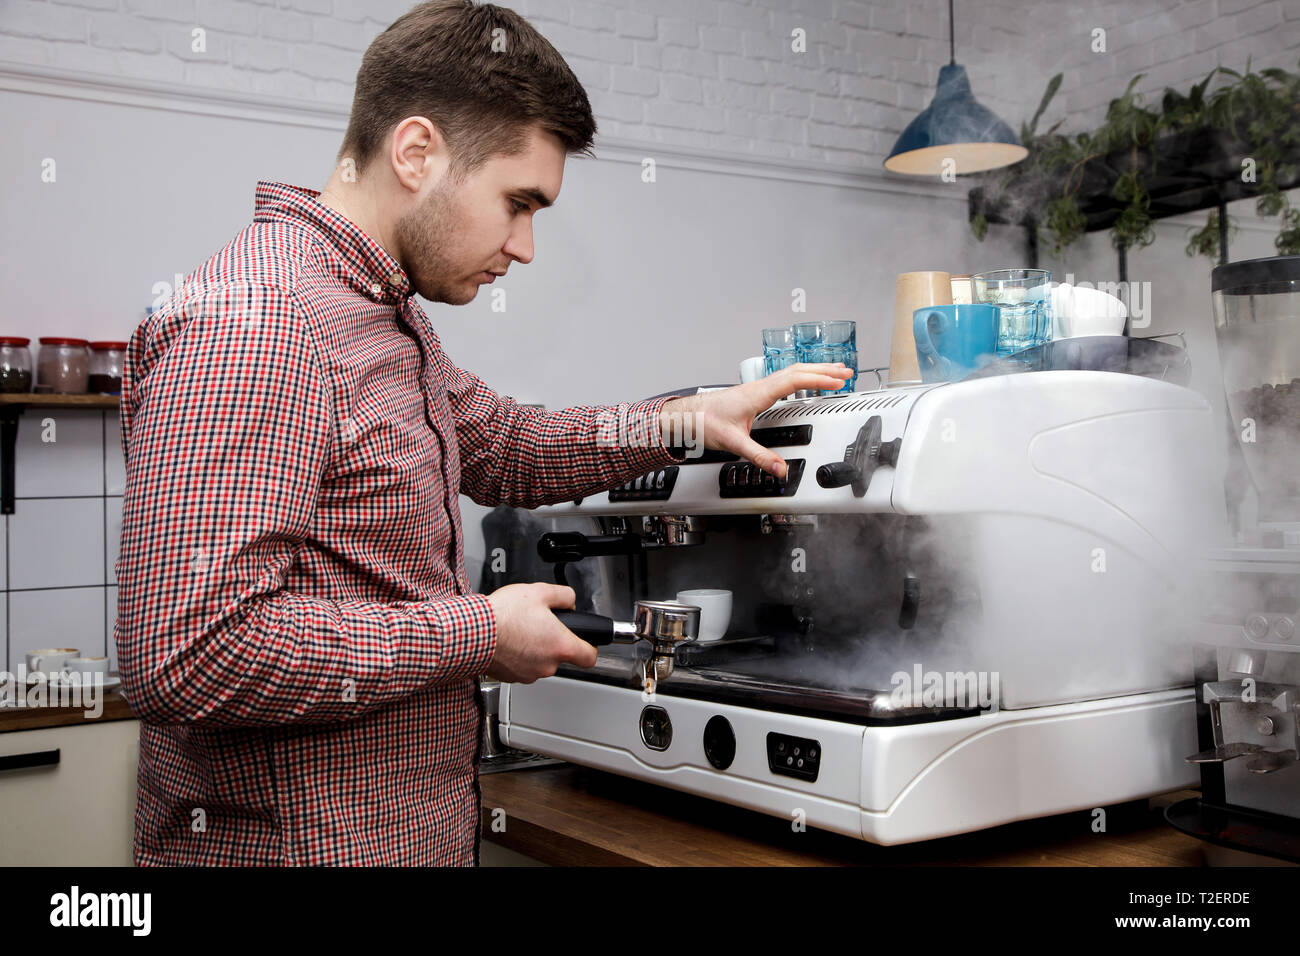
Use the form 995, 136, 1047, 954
511, 199, 530, 213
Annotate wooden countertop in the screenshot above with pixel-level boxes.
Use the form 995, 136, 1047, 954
479, 764, 1206, 866
0, 691, 137, 733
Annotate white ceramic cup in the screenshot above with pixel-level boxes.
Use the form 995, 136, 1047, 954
63, 656, 109, 678
1051, 283, 1127, 337
26, 648, 79, 676
676, 589, 732, 643
739, 355, 766, 384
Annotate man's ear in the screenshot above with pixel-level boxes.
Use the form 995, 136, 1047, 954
388, 116, 449, 194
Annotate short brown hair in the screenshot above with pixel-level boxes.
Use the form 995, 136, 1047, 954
339, 0, 596, 180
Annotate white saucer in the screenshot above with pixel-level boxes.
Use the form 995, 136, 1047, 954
24, 673, 121, 691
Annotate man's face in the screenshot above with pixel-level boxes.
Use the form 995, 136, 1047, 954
393, 125, 565, 304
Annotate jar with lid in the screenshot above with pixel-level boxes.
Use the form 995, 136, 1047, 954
0, 337, 33, 393
88, 341, 127, 394
37, 337, 90, 394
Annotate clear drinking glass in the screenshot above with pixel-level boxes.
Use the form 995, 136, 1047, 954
793, 320, 857, 393
762, 326, 796, 376
971, 269, 1053, 355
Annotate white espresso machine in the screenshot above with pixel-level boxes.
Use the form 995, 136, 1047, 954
499, 369, 1223, 844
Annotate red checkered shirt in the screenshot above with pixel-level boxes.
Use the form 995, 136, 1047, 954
116, 180, 684, 866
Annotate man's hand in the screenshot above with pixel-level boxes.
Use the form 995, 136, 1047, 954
659, 362, 852, 479
485, 582, 599, 683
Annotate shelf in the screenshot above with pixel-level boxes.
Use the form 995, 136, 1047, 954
0, 394, 121, 515
0, 393, 119, 408
969, 128, 1300, 235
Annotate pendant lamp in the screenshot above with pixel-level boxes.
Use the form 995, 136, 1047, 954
884, 0, 1027, 176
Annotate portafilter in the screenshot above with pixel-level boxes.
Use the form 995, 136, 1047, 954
554, 599, 701, 694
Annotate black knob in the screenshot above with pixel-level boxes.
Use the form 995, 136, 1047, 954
703, 715, 736, 770
816, 461, 856, 488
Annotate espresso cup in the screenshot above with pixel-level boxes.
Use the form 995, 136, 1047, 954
63, 656, 110, 677
1051, 283, 1127, 338
676, 589, 732, 643
739, 355, 766, 383
26, 648, 80, 676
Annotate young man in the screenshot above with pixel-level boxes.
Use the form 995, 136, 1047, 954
115, 0, 850, 866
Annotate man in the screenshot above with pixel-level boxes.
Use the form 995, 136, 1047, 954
115, 0, 851, 866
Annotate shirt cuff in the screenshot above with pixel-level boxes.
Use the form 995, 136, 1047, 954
421, 592, 498, 682
617, 395, 691, 474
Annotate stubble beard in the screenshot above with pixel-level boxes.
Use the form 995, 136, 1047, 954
394, 181, 476, 306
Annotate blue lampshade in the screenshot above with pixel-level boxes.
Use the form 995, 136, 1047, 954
884, 63, 1027, 176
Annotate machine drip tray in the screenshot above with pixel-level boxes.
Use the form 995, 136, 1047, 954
557, 639, 982, 727
1165, 797, 1300, 864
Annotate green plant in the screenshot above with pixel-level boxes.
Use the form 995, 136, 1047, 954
970, 59, 1300, 259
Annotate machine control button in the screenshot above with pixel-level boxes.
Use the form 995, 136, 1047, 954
703, 715, 736, 771
1246, 614, 1271, 640
767, 732, 821, 782
719, 459, 805, 498
609, 466, 679, 502
1274, 617, 1295, 642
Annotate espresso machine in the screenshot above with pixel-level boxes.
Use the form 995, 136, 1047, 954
1166, 256, 1300, 862
498, 369, 1223, 845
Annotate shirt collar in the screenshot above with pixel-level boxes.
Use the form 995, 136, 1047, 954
253, 180, 413, 303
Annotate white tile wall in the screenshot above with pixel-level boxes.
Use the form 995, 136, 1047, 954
14, 409, 103, 497
2, 409, 120, 673
9, 586, 110, 665
9, 497, 105, 590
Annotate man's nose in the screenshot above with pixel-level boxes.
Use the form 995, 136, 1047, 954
504, 218, 534, 265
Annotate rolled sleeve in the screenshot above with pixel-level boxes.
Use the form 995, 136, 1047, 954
433, 335, 690, 509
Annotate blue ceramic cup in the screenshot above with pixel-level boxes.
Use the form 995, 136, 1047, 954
912, 304, 1001, 383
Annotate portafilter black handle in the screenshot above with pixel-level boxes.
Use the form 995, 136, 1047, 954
553, 610, 616, 646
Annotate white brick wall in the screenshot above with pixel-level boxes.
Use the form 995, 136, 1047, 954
980, 0, 1300, 134
0, 0, 1295, 166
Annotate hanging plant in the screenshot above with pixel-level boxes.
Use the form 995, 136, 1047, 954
969, 59, 1300, 259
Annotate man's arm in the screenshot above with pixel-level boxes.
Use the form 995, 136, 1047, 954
116, 282, 496, 727
432, 331, 686, 509
431, 319, 854, 508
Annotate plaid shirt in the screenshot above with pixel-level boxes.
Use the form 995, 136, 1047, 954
116, 181, 684, 866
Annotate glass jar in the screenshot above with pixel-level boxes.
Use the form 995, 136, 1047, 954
37, 337, 90, 394
0, 337, 33, 393
1212, 255, 1300, 532
88, 341, 127, 394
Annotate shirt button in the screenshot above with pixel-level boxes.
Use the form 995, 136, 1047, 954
369, 282, 382, 296
387, 271, 404, 287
